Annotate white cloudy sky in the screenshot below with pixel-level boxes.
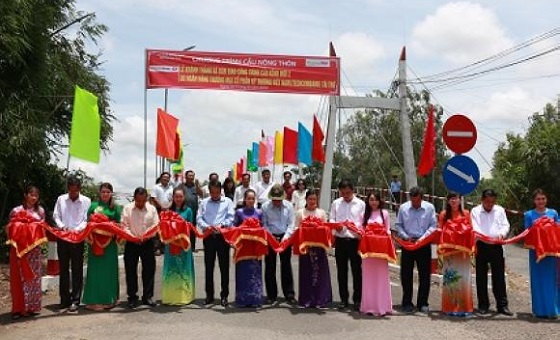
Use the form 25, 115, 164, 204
63, 0, 560, 193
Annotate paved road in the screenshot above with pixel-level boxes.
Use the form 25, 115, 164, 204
0, 241, 557, 340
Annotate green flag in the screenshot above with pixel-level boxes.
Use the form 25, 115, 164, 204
69, 86, 100, 163
247, 149, 257, 172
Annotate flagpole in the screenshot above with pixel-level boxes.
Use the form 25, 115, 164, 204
162, 88, 169, 174
143, 49, 148, 188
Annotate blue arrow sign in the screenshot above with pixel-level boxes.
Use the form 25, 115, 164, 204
442, 155, 480, 195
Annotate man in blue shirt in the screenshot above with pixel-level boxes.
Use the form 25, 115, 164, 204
261, 184, 296, 304
390, 175, 402, 212
396, 186, 437, 313
197, 180, 234, 307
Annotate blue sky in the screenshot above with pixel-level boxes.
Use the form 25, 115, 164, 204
65, 0, 560, 192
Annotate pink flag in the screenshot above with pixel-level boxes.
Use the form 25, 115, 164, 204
266, 136, 274, 165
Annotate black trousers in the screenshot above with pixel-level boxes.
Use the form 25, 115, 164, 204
391, 192, 401, 211
57, 240, 84, 306
334, 237, 362, 304
124, 239, 156, 301
400, 244, 431, 308
203, 234, 230, 299
264, 234, 295, 300
475, 241, 508, 309
190, 233, 197, 252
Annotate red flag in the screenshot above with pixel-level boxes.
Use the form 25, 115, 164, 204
417, 105, 436, 176
236, 160, 243, 181
312, 115, 325, 163
258, 141, 267, 167
156, 108, 179, 159
283, 127, 298, 165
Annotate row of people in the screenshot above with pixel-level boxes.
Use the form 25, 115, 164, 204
7, 178, 559, 320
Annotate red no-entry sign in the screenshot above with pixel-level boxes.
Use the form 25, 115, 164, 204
443, 114, 477, 154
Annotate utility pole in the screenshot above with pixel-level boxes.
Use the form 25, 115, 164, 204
398, 47, 418, 191
319, 96, 338, 211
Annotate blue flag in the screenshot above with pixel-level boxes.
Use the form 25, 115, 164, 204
252, 142, 260, 169
297, 122, 312, 165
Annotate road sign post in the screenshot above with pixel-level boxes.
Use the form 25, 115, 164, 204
442, 114, 480, 195
442, 155, 480, 195
443, 114, 477, 154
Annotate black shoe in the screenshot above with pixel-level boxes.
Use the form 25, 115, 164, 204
477, 308, 489, 315
338, 301, 349, 310
353, 303, 361, 311
142, 298, 156, 307
68, 303, 79, 313
204, 297, 214, 305
220, 298, 229, 307
285, 297, 297, 305
128, 300, 139, 309
265, 297, 277, 305
402, 305, 415, 314
498, 307, 513, 316
418, 305, 430, 313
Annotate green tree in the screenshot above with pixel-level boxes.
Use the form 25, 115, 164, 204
0, 0, 114, 261
492, 103, 560, 212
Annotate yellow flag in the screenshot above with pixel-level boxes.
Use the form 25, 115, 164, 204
274, 131, 283, 164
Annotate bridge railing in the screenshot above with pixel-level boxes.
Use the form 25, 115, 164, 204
329, 187, 525, 235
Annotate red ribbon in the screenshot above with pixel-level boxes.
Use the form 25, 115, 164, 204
281, 216, 333, 255
324, 221, 363, 236
85, 213, 121, 256
473, 229, 530, 245
220, 218, 281, 262
44, 215, 159, 245
393, 230, 441, 251
438, 216, 475, 256
5, 210, 48, 281
159, 210, 195, 255
358, 222, 397, 263
524, 216, 560, 262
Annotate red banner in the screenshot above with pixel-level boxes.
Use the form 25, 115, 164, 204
146, 50, 340, 95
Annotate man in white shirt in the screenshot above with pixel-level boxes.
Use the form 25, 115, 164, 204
329, 179, 365, 310
150, 172, 173, 211
471, 189, 512, 316
53, 176, 91, 313
255, 169, 273, 207
122, 187, 160, 309
233, 173, 254, 208
150, 172, 173, 255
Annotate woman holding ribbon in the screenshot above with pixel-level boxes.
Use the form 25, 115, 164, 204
83, 182, 122, 311
288, 189, 332, 308
360, 192, 392, 316
161, 187, 195, 305
524, 188, 559, 319
232, 189, 264, 307
438, 192, 473, 316
7, 186, 46, 319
